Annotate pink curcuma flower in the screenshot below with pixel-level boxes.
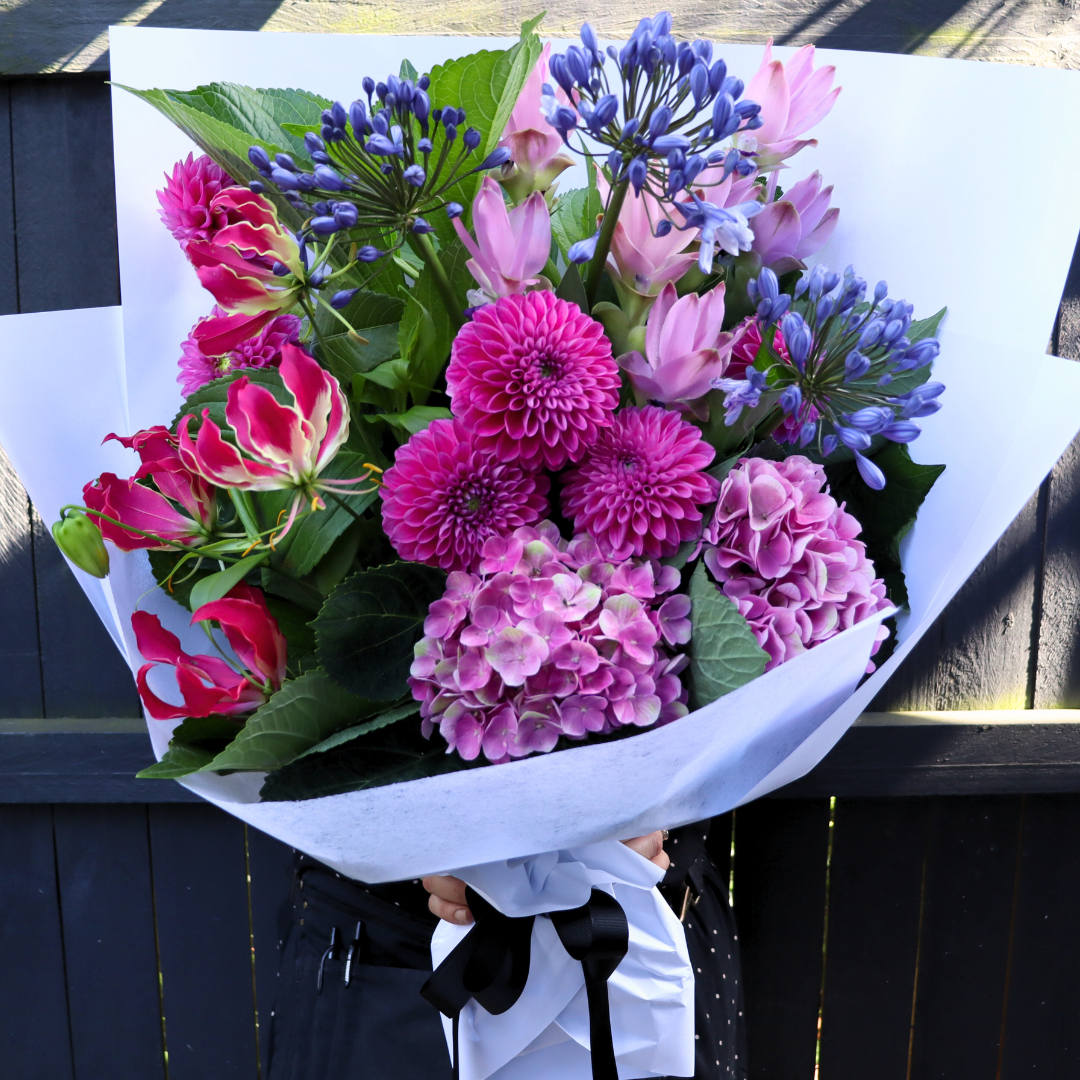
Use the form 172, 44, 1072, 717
498, 43, 574, 202
703, 456, 891, 672
446, 291, 620, 472
618, 281, 747, 416
750, 172, 839, 275
178, 307, 302, 396
408, 522, 690, 763
561, 406, 720, 561
453, 177, 552, 306
134, 582, 287, 721
157, 153, 236, 246
742, 41, 841, 170
380, 417, 550, 573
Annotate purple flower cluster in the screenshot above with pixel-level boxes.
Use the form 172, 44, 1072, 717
702, 456, 891, 671
409, 521, 692, 763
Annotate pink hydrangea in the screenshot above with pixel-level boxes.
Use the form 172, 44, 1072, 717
561, 406, 719, 561
157, 153, 235, 245
409, 522, 691, 763
445, 291, 620, 471
381, 418, 551, 573
177, 307, 302, 395
702, 456, 891, 672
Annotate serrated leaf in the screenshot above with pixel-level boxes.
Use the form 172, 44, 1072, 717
908, 306, 946, 343
138, 714, 243, 779
688, 562, 769, 709
138, 743, 217, 779
189, 552, 269, 611
202, 669, 378, 772
171, 367, 289, 431
314, 562, 447, 700
291, 699, 421, 761
551, 186, 602, 261
315, 324, 401, 384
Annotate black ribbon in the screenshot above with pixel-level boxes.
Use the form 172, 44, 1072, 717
421, 887, 629, 1080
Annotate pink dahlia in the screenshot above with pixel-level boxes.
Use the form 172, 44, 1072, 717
178, 307, 302, 396
409, 523, 691, 763
703, 455, 891, 672
561, 406, 720, 561
380, 418, 551, 573
157, 153, 236, 245
445, 291, 620, 471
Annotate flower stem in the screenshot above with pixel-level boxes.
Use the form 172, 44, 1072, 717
407, 231, 464, 329
584, 178, 630, 308
229, 489, 262, 541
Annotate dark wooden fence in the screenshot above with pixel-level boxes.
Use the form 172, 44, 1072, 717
4, 20, 1080, 1077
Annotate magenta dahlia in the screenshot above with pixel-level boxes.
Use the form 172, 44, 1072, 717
445, 291, 620, 471
561, 406, 719, 561
380, 418, 550, 572
157, 153, 235, 245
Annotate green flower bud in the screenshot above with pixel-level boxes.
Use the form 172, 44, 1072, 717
52, 511, 110, 579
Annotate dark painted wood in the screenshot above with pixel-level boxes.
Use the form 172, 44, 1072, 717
149, 803, 260, 1079
0, 805, 75, 1080
818, 798, 927, 1080
52, 803, 165, 1080
0, 83, 17, 314
998, 795, 1080, 1077
733, 799, 830, 1079
908, 797, 1023, 1078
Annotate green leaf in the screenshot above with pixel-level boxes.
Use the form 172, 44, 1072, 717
314, 289, 404, 337
400, 58, 420, 83
263, 595, 318, 670
314, 562, 447, 700
137, 715, 243, 779
138, 743, 217, 779
202, 669, 379, 772
172, 367, 289, 431
189, 552, 269, 611
315, 324, 402, 384
687, 562, 769, 709
555, 263, 589, 314
909, 306, 946, 343
148, 548, 217, 610
291, 699, 420, 761
825, 443, 945, 608
551, 186, 602, 261
368, 406, 452, 437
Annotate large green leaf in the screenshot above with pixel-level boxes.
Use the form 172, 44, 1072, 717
687, 562, 769, 709
138, 743, 217, 779
171, 367, 289, 431
314, 562, 447, 700
137, 715, 243, 779
189, 552, 270, 611
290, 699, 420, 761
202, 669, 378, 772
551, 186, 603, 262
315, 324, 401, 384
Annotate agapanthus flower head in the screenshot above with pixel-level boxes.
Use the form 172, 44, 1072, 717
749, 171, 839, 275
178, 307, 302, 396
561, 405, 719, 560
445, 290, 620, 471
703, 455, 890, 671
409, 521, 691, 762
713, 264, 944, 487
380, 417, 550, 572
157, 153, 236, 245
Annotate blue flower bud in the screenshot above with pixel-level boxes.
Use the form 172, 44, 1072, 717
398, 81, 415, 106
817, 296, 835, 322
443, 122, 458, 142
376, 81, 388, 101
362, 76, 375, 97
794, 274, 809, 298
693, 39, 713, 64
874, 280, 888, 303
836, 425, 872, 451
275, 153, 297, 171
757, 267, 779, 302
357, 245, 384, 262
419, 75, 430, 91
311, 151, 331, 165
371, 111, 389, 136
779, 385, 802, 415
855, 451, 886, 490
652, 11, 672, 36
606, 150, 624, 179
720, 76, 744, 100
655, 219, 673, 237
549, 106, 578, 135
650, 134, 690, 153
733, 99, 760, 121
882, 420, 920, 443
330, 288, 359, 310
666, 170, 686, 199
479, 147, 512, 170
847, 406, 892, 434
384, 92, 398, 111
349, 101, 366, 135
417, 138, 433, 153
366, 133, 403, 156
333, 201, 358, 228
549, 54, 576, 96
446, 202, 464, 219
807, 264, 827, 299
684, 154, 705, 186
308, 267, 328, 287
678, 47, 695, 77
248, 146, 272, 172
411, 217, 433, 234
386, 74, 401, 96
566, 45, 591, 87
712, 94, 734, 139
845, 351, 870, 380
690, 62, 709, 106
403, 164, 426, 187
649, 105, 673, 137
590, 94, 619, 130
272, 261, 291, 276
249, 179, 265, 193
709, 59, 728, 93
463, 128, 481, 152
310, 216, 338, 235
314, 165, 348, 191
414, 89, 431, 124
331, 101, 348, 129
822, 434, 839, 457
568, 230, 600, 264
621, 118, 640, 140
581, 22, 599, 56
432, 107, 443, 124
627, 155, 648, 195
270, 167, 301, 191
799, 421, 816, 448
297, 173, 317, 190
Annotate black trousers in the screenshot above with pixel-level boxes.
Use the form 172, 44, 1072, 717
267, 821, 747, 1080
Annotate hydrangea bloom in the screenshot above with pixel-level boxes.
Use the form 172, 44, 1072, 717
446, 291, 620, 471
178, 307, 302, 395
561, 406, 719, 561
409, 522, 691, 763
381, 418, 550, 572
702, 456, 890, 671
157, 153, 235, 245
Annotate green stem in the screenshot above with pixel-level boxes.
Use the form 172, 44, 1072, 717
584, 178, 630, 308
542, 257, 560, 285
407, 231, 464, 329
229, 489, 261, 541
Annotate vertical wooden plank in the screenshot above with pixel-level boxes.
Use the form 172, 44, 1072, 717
149, 803, 259, 1080
52, 803, 165, 1080
999, 795, 1080, 1076
818, 799, 928, 1080
247, 825, 296, 1073
734, 799, 830, 1079
0, 805, 75, 1080
908, 797, 1022, 1077
0, 82, 18, 314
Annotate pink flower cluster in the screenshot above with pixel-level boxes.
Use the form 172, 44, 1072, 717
703, 456, 890, 671
409, 522, 691, 763
157, 153, 235, 245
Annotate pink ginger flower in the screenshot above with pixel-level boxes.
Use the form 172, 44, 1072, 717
178, 307, 302, 396
380, 417, 550, 573
83, 426, 217, 551
561, 405, 719, 561
446, 291, 620, 472
408, 523, 690, 763
498, 43, 575, 202
133, 582, 287, 721
157, 153, 236, 246
453, 176, 552, 306
750, 172, 839, 275
619, 281, 747, 417
703, 456, 890, 672
742, 42, 841, 171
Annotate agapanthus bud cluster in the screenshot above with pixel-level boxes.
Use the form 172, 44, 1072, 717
713, 264, 944, 488
703, 456, 891, 671
409, 522, 691, 763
